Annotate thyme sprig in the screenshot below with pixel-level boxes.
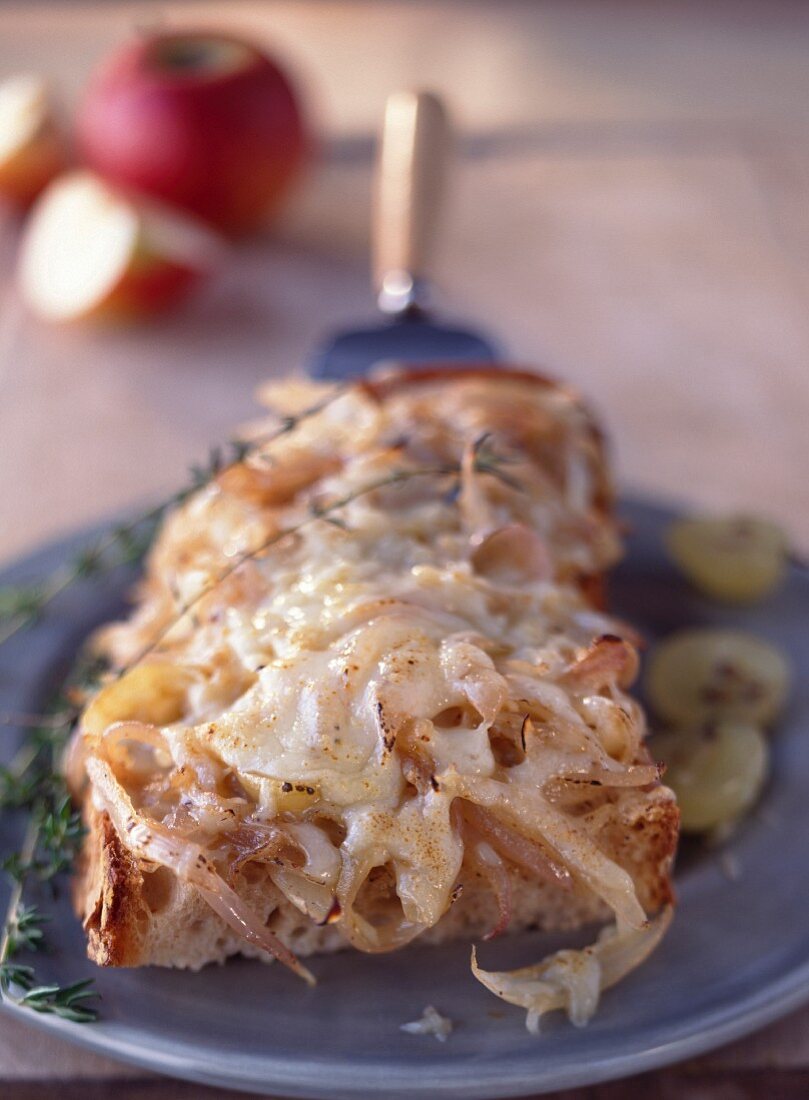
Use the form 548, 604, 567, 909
0, 805, 99, 1023
0, 389, 345, 649
0, 660, 101, 1022
470, 432, 524, 492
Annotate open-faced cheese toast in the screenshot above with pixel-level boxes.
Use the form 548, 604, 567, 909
70, 367, 678, 1024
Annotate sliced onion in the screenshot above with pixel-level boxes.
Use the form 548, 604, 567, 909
468, 840, 513, 941
449, 774, 647, 929
268, 822, 342, 924
570, 610, 645, 650
504, 674, 646, 783
96, 721, 173, 788
575, 694, 637, 761
86, 756, 315, 985
560, 635, 639, 691
401, 745, 436, 796
471, 524, 553, 585
224, 820, 340, 923
471, 906, 672, 1032
282, 822, 341, 886
175, 790, 249, 837
460, 801, 572, 889
192, 873, 315, 985
100, 719, 169, 754
506, 674, 602, 742
226, 822, 289, 869
336, 852, 425, 954
64, 729, 88, 798
439, 636, 509, 725
270, 868, 336, 925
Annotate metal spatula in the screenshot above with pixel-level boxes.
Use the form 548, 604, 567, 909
311, 90, 498, 380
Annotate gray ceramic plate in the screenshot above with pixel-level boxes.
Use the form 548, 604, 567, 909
1, 500, 807, 1099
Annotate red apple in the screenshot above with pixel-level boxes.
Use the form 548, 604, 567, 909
76, 31, 308, 236
18, 171, 225, 322
0, 75, 67, 208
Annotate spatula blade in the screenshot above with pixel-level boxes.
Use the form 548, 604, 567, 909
311, 315, 498, 381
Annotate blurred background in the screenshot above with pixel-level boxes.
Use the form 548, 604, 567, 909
1, 1, 807, 570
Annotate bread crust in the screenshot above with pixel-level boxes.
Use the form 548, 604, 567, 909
75, 805, 142, 966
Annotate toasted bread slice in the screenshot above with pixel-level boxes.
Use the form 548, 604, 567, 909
71, 367, 678, 987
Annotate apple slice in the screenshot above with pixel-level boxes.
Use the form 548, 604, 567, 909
0, 74, 67, 208
18, 171, 225, 321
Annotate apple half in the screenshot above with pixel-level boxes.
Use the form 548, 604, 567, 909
18, 171, 225, 321
0, 74, 67, 208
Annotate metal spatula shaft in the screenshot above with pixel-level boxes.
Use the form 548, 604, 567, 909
312, 90, 497, 380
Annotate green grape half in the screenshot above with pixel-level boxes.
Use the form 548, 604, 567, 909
653, 722, 768, 832
667, 515, 787, 603
646, 628, 790, 728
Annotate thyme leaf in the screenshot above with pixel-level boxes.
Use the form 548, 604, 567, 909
0, 663, 102, 1022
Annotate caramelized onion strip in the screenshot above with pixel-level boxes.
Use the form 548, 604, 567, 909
336, 852, 425, 954
472, 906, 673, 1032
459, 801, 572, 889
560, 635, 639, 691
449, 775, 647, 929
464, 838, 513, 941
470, 524, 553, 586
267, 823, 341, 924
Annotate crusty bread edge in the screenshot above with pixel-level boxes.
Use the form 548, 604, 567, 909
74, 788, 678, 970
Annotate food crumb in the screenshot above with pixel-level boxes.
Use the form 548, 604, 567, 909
400, 1005, 453, 1042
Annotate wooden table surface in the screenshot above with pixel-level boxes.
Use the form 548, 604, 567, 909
1, 2, 808, 1097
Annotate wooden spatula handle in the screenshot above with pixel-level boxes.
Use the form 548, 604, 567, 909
372, 90, 449, 315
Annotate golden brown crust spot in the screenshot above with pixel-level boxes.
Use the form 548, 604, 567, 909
602, 795, 680, 912
75, 805, 148, 967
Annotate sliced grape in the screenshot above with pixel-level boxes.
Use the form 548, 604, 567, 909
646, 628, 789, 728
667, 515, 787, 603
652, 722, 768, 832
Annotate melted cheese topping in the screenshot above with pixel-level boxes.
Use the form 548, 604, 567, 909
80, 370, 663, 947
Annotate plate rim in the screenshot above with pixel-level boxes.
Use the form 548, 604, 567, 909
3, 968, 809, 1099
